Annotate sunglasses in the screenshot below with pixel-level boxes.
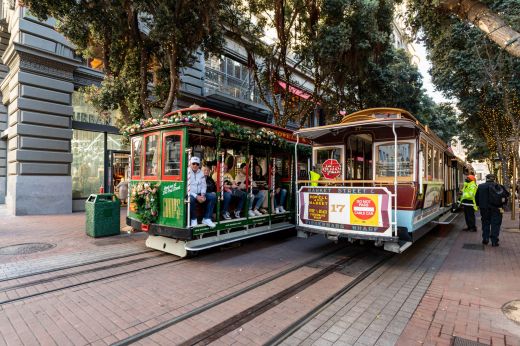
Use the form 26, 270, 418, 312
192, 162, 200, 166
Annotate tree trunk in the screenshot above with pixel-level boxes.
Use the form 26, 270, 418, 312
162, 48, 179, 114
439, 0, 520, 57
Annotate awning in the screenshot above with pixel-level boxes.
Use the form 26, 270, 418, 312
277, 81, 312, 100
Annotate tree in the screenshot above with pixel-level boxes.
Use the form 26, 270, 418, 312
412, 4, 520, 189
407, 0, 520, 57
24, 0, 225, 125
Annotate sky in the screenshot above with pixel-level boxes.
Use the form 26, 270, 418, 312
415, 42, 450, 103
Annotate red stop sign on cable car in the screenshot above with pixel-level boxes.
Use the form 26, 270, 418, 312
321, 159, 341, 179
352, 197, 376, 220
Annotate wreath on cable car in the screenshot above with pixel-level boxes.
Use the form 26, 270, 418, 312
131, 182, 160, 225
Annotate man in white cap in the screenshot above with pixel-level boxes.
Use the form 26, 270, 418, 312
188, 156, 216, 228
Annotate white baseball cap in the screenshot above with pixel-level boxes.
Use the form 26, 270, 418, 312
190, 156, 201, 165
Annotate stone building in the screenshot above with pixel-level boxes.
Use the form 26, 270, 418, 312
0, 2, 315, 215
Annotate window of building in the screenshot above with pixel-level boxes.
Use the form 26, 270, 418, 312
205, 55, 259, 103
72, 92, 119, 126
71, 130, 105, 199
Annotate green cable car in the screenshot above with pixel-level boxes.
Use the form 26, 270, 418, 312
124, 106, 311, 257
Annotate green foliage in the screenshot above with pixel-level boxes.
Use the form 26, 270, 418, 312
24, 0, 225, 126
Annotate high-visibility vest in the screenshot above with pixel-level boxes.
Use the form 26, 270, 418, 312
459, 180, 477, 206
309, 170, 320, 186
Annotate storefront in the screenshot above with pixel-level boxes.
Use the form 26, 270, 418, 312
71, 92, 129, 211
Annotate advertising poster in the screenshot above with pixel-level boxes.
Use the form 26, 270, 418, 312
349, 194, 379, 227
299, 187, 392, 233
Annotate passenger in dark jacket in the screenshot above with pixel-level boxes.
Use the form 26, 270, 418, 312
475, 174, 503, 246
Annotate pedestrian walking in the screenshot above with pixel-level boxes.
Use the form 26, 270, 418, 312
459, 174, 478, 232
475, 174, 510, 246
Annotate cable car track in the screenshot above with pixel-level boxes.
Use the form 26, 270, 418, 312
0, 249, 155, 283
0, 254, 185, 306
0, 252, 168, 294
111, 246, 387, 346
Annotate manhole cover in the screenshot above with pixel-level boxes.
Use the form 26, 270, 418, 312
503, 300, 520, 325
0, 243, 56, 255
462, 243, 484, 251
452, 336, 487, 346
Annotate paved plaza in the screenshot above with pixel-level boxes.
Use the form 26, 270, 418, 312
0, 209, 519, 345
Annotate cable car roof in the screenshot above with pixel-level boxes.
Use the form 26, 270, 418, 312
294, 118, 417, 140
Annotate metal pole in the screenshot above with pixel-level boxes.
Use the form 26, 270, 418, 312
392, 122, 398, 237
512, 154, 516, 221
186, 148, 192, 227
294, 135, 299, 223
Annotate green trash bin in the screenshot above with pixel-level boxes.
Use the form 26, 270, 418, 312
85, 193, 121, 237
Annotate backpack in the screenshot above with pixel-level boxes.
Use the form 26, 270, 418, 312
489, 183, 509, 207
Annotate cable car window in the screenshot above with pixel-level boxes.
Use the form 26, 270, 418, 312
427, 144, 433, 180
313, 145, 344, 180
433, 148, 439, 179
375, 142, 413, 178
164, 134, 181, 176
144, 134, 159, 177
131, 137, 142, 178
420, 141, 426, 179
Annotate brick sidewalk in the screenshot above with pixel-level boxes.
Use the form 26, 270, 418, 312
398, 212, 520, 346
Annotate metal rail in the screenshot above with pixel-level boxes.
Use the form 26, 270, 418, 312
0, 257, 184, 306
111, 245, 352, 346
0, 249, 154, 283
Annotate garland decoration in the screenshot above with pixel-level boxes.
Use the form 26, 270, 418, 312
121, 111, 310, 153
131, 182, 160, 225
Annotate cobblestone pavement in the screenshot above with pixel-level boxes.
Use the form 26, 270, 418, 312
1, 210, 519, 346
279, 218, 460, 346
0, 210, 344, 345
397, 211, 520, 346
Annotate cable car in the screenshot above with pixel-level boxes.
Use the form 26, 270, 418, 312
124, 106, 310, 257
293, 108, 468, 253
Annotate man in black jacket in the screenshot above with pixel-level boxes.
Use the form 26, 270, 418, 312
475, 174, 503, 246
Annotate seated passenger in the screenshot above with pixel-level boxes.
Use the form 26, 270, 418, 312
253, 164, 268, 214
213, 164, 246, 220
188, 157, 216, 228
202, 165, 217, 219
236, 163, 265, 216
274, 167, 287, 213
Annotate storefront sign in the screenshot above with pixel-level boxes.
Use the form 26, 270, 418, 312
299, 186, 392, 233
321, 159, 341, 179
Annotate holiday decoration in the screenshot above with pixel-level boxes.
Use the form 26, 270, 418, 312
131, 182, 160, 225
121, 112, 310, 154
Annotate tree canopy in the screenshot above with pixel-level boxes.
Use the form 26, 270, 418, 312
408, 0, 520, 187
24, 0, 225, 125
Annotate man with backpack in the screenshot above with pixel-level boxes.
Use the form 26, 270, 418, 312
475, 174, 510, 246
459, 174, 478, 232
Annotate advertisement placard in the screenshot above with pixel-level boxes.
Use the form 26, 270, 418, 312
299, 186, 392, 233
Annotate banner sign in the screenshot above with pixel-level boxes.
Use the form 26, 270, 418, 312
299, 186, 392, 233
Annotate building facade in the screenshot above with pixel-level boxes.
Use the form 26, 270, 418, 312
0, 2, 315, 215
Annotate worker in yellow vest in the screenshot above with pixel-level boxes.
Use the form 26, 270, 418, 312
459, 174, 478, 232
309, 166, 320, 186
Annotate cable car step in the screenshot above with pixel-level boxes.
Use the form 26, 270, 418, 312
432, 212, 460, 225
384, 240, 412, 253
185, 222, 294, 251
